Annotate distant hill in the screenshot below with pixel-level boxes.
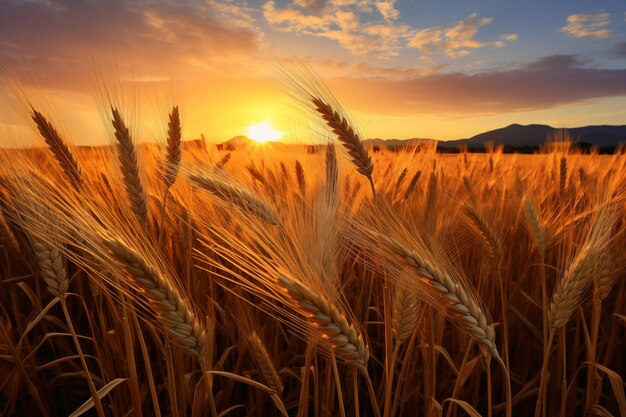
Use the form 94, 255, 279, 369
439, 124, 626, 148
364, 138, 438, 148
218, 135, 290, 152
216, 125, 626, 152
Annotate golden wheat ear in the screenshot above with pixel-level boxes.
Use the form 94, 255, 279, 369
278, 274, 369, 369
189, 172, 279, 225
311, 97, 375, 195
31, 109, 83, 190
164, 106, 182, 189
110, 107, 149, 228
101, 236, 208, 358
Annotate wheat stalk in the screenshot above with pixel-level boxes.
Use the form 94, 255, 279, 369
295, 160, 306, 197
523, 197, 550, 254
597, 245, 624, 301
102, 237, 207, 358
404, 170, 421, 199
311, 97, 375, 194
164, 106, 182, 189
111, 107, 149, 228
559, 156, 567, 197
246, 331, 284, 395
395, 168, 408, 192
380, 234, 501, 362
215, 152, 231, 169
325, 143, 338, 202
462, 204, 502, 258
547, 208, 615, 332
31, 110, 83, 190
277, 274, 369, 369
189, 173, 279, 225
392, 287, 423, 345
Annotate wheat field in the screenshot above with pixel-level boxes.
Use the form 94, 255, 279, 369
0, 91, 624, 417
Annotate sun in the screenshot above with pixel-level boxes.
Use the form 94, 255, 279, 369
245, 122, 283, 143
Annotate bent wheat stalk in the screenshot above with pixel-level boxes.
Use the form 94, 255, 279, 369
311, 97, 375, 196
189, 173, 279, 225
380, 234, 502, 363
278, 275, 369, 369
102, 237, 208, 358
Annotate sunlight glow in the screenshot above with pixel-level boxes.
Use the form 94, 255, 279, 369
245, 122, 283, 143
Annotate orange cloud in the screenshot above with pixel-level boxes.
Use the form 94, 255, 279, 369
408, 13, 505, 58
561, 12, 611, 39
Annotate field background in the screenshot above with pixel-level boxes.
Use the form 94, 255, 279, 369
0, 127, 624, 417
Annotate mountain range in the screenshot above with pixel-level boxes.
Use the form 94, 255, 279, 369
437, 124, 626, 148
220, 124, 626, 150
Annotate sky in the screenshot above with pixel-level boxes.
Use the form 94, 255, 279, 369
1, 0, 626, 145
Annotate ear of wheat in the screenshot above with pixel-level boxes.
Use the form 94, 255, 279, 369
164, 106, 182, 189
278, 275, 369, 369
111, 107, 149, 228
31, 110, 83, 190
311, 97, 375, 194
101, 236, 208, 358
188, 172, 279, 225
548, 206, 616, 332
246, 330, 284, 395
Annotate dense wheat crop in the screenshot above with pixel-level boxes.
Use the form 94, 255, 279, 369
0, 97, 624, 417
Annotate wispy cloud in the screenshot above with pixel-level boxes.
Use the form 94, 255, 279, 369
500, 33, 518, 41
407, 14, 505, 58
263, 0, 411, 57
0, 0, 262, 88
263, 2, 509, 59
561, 12, 611, 39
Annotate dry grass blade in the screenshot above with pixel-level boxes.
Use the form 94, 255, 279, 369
164, 106, 182, 189
189, 173, 279, 225
111, 107, 149, 227
31, 110, 83, 190
278, 275, 369, 369
102, 237, 207, 358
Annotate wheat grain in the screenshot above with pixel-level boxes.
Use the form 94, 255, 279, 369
278, 274, 369, 369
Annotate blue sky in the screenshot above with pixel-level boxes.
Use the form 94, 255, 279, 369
0, 0, 625, 143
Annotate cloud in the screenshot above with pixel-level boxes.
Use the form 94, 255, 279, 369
375, 1, 399, 20
0, 0, 262, 89
263, 0, 411, 57
614, 42, 626, 58
264, 2, 508, 59
500, 33, 518, 41
329, 55, 626, 116
407, 14, 505, 57
561, 12, 611, 39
